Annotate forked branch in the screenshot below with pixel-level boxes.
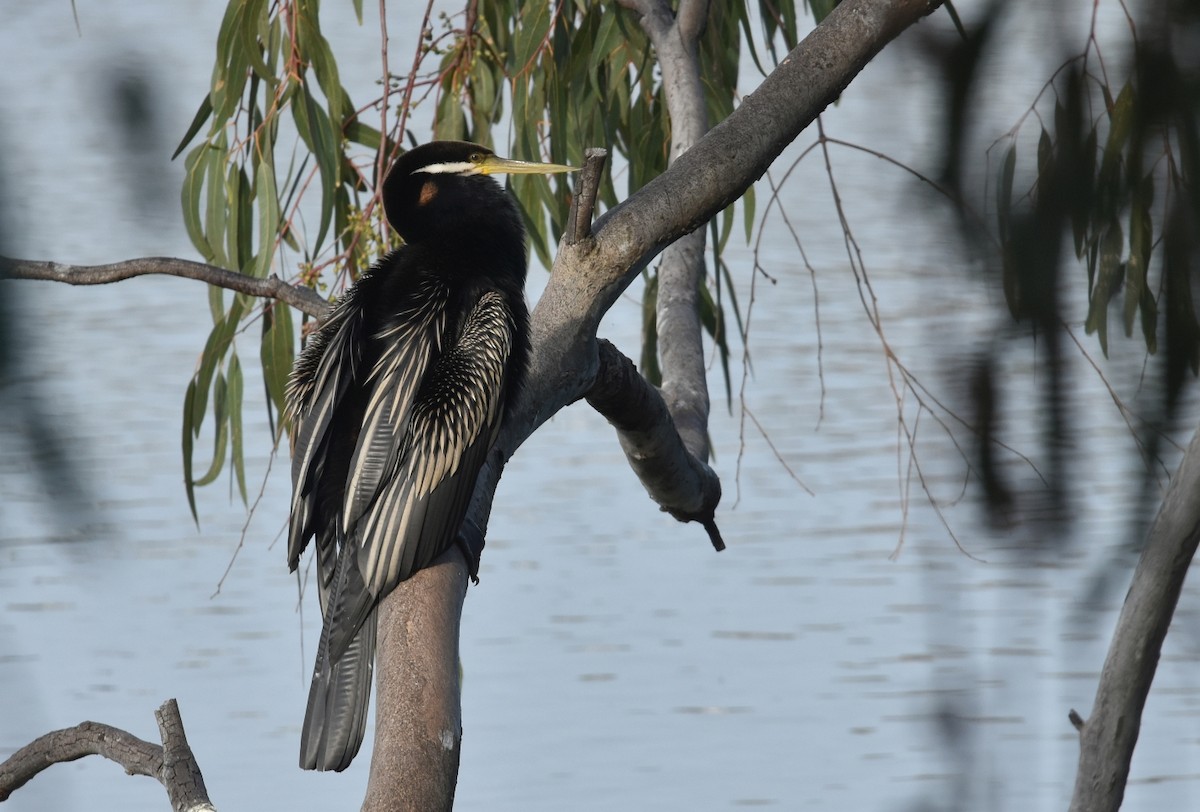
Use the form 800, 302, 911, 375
0, 699, 215, 811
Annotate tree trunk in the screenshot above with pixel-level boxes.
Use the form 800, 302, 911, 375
1068, 425, 1200, 812
363, 548, 467, 812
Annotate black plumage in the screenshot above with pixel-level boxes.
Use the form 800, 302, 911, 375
285, 141, 573, 771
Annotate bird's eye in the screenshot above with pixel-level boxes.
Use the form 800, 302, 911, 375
469, 152, 484, 164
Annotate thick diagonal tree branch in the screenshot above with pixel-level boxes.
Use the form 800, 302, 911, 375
515, 0, 942, 450
492, 0, 944, 524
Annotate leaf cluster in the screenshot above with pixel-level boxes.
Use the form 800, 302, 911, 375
993, 12, 1200, 400
174, 0, 393, 517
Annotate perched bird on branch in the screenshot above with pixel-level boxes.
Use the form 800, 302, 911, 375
286, 140, 574, 771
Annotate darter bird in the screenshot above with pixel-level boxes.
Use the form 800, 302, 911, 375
286, 140, 574, 772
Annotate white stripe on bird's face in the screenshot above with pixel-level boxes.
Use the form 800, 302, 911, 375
413, 161, 482, 176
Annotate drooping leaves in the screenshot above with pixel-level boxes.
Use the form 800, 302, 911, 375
176, 0, 384, 506
174, 0, 805, 510
996, 54, 1200, 372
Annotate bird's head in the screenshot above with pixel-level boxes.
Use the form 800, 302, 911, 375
382, 141, 575, 245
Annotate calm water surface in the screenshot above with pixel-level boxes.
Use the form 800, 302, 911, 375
2, 3, 1199, 811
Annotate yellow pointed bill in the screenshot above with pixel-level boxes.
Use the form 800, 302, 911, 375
478, 154, 577, 176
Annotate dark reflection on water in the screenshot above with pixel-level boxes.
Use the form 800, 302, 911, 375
2, 2, 1200, 812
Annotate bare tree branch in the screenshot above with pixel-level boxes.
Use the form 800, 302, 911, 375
155, 699, 215, 812
619, 0, 713, 462
0, 724, 161, 799
586, 339, 724, 550
1068, 425, 1200, 812
1, 256, 331, 320
0, 699, 215, 811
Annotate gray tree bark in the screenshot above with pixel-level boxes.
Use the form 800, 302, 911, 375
362, 548, 467, 812
1068, 425, 1200, 812
0, 699, 216, 812
617, 0, 713, 462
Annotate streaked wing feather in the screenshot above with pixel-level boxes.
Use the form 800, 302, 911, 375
299, 524, 377, 771
341, 280, 448, 531
359, 424, 496, 595
358, 292, 515, 598
286, 297, 365, 572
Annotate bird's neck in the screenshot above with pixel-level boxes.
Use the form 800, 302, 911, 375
420, 207, 528, 284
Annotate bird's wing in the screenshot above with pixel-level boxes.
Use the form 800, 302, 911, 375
351, 290, 515, 603
286, 293, 367, 583
340, 277, 450, 531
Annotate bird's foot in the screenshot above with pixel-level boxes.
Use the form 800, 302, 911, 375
456, 519, 486, 584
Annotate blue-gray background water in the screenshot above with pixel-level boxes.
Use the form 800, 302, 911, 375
3, 2, 1198, 810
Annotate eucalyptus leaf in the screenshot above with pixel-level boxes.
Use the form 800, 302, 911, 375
1140, 283, 1158, 355
191, 297, 245, 435
211, 0, 251, 123
228, 352, 248, 504
1099, 82, 1135, 184
194, 371, 230, 487
514, 1, 550, 75
254, 156, 280, 279
261, 301, 295, 433
182, 146, 215, 260
204, 140, 230, 269
173, 93, 213, 159
182, 378, 199, 524
300, 85, 339, 251
1085, 221, 1124, 356
1124, 176, 1152, 338
239, 0, 273, 80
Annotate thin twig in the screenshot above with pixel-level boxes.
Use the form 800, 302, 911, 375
743, 405, 814, 496
3, 256, 331, 320
377, 0, 391, 199
213, 440, 281, 598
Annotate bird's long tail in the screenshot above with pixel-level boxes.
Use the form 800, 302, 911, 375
300, 538, 378, 772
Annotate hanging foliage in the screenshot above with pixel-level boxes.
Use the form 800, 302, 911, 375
172, 0, 816, 508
